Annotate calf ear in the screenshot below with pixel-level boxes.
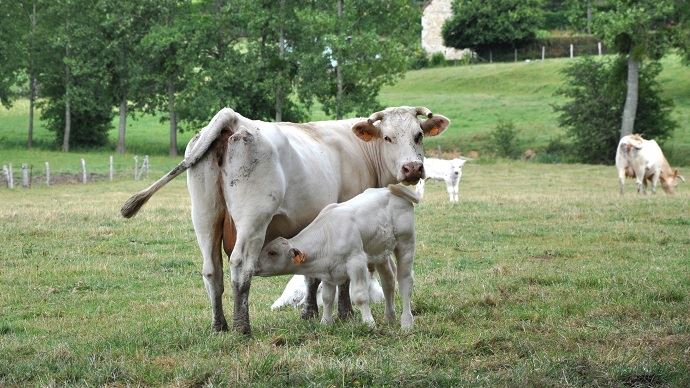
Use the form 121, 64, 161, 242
421, 115, 450, 136
289, 248, 307, 265
352, 121, 381, 142
675, 170, 686, 183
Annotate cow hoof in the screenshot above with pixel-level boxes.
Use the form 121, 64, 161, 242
212, 321, 229, 332
301, 306, 319, 320
233, 323, 252, 336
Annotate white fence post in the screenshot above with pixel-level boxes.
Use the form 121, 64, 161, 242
21, 164, 31, 188
134, 155, 139, 180
541, 46, 545, 61
81, 158, 87, 184
45, 162, 50, 186
3, 164, 12, 189
570, 44, 574, 58
109, 155, 114, 182
8, 164, 14, 189
598, 42, 602, 56
143, 155, 149, 179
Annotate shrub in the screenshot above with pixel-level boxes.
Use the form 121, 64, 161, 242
553, 56, 676, 164
429, 52, 446, 67
489, 120, 522, 159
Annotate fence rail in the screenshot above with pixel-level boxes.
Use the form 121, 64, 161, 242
1, 155, 151, 189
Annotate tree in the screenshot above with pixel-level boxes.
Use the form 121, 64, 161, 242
593, 0, 680, 138
554, 56, 675, 164
37, 0, 113, 151
0, 2, 25, 108
442, 0, 544, 55
298, 0, 419, 119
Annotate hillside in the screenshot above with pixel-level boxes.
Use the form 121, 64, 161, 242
1, 55, 688, 167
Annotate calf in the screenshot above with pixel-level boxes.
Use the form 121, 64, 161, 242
415, 157, 466, 202
270, 273, 385, 311
257, 185, 419, 329
616, 134, 685, 195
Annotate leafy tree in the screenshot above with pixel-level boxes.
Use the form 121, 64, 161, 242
298, 0, 419, 119
37, 0, 113, 151
0, 2, 26, 108
554, 56, 675, 164
442, 0, 544, 54
593, 0, 680, 138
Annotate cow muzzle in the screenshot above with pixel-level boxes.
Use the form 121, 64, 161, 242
401, 162, 424, 184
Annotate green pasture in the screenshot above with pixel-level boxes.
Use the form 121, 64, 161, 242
1, 162, 688, 385
1, 54, 689, 169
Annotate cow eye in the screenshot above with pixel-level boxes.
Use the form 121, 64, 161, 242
414, 132, 423, 144
384, 136, 392, 143
268, 250, 277, 256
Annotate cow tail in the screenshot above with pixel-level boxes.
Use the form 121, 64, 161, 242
388, 184, 420, 204
120, 108, 239, 218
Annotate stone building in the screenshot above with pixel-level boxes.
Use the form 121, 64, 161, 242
421, 0, 469, 60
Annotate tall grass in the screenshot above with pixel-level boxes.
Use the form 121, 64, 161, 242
1, 162, 688, 385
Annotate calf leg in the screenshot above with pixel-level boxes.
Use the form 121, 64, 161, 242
415, 179, 425, 199
301, 277, 320, 319
321, 282, 336, 324
394, 239, 416, 330
337, 280, 354, 320
651, 170, 661, 194
375, 257, 396, 324
348, 262, 375, 327
445, 180, 454, 202
453, 180, 460, 203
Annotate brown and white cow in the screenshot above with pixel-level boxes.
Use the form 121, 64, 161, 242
121, 106, 450, 335
616, 134, 685, 195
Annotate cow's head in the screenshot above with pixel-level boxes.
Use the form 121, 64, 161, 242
660, 169, 685, 194
257, 237, 307, 274
352, 106, 450, 185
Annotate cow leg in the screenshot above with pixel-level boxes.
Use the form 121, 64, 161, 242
337, 280, 354, 320
321, 282, 336, 325
617, 168, 626, 196
301, 277, 320, 319
375, 257, 396, 324
188, 155, 228, 332
394, 239, 415, 330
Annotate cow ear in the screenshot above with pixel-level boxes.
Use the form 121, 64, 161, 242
352, 121, 381, 142
421, 115, 450, 136
289, 248, 307, 265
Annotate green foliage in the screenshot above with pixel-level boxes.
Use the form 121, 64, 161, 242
489, 120, 522, 158
443, 0, 545, 51
429, 52, 446, 67
0, 2, 27, 107
554, 56, 676, 164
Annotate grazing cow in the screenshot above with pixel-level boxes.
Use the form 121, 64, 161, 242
257, 185, 419, 329
121, 106, 450, 335
415, 157, 466, 202
616, 134, 685, 195
271, 273, 385, 311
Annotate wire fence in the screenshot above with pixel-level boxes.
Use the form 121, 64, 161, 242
1, 155, 151, 189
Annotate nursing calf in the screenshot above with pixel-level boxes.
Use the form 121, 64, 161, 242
616, 134, 684, 195
257, 185, 419, 329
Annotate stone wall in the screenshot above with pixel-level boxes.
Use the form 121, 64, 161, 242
421, 0, 469, 60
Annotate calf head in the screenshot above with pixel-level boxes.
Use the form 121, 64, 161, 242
660, 169, 685, 194
451, 158, 466, 177
352, 106, 450, 185
258, 237, 307, 275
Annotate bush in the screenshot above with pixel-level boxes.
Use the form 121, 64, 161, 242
535, 136, 577, 164
429, 52, 446, 67
489, 120, 522, 159
554, 56, 676, 164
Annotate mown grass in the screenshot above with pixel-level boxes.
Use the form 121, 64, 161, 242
1, 162, 688, 386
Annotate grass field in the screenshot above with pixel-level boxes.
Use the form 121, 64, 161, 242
1, 162, 688, 386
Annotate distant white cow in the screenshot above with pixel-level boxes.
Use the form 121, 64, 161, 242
415, 158, 466, 202
616, 134, 685, 195
271, 273, 385, 310
257, 185, 418, 329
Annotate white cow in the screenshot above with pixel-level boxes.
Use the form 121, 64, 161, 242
415, 157, 466, 202
616, 134, 684, 195
257, 185, 419, 329
271, 273, 385, 311
121, 106, 450, 335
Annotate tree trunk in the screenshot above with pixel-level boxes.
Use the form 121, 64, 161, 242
62, 47, 71, 153
335, 0, 344, 120
117, 96, 127, 154
27, 1, 37, 149
275, 0, 285, 122
621, 56, 640, 138
28, 75, 35, 148
167, 81, 178, 157
586, 1, 592, 34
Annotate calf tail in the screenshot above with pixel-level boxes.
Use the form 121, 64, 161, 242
120, 108, 239, 218
388, 184, 420, 204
